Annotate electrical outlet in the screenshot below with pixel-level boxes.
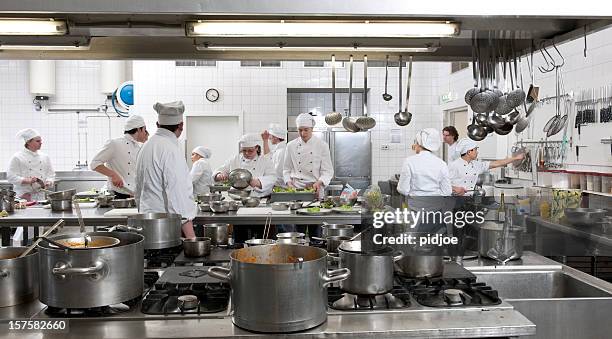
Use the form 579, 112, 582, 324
381, 145, 390, 150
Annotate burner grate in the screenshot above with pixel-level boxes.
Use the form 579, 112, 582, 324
328, 285, 411, 310
44, 296, 140, 318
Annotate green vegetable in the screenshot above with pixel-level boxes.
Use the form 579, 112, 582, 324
306, 207, 321, 213
320, 202, 333, 209
273, 186, 314, 193
339, 205, 353, 211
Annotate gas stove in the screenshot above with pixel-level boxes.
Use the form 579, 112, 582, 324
173, 245, 238, 266
140, 267, 230, 315
144, 246, 183, 268
327, 262, 502, 311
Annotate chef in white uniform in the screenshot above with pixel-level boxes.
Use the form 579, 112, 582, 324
397, 128, 452, 234
449, 138, 524, 195
90, 115, 148, 198
443, 126, 461, 163
213, 133, 276, 197
7, 129, 55, 201
262, 123, 287, 186
190, 146, 213, 195
135, 101, 196, 238
283, 113, 333, 198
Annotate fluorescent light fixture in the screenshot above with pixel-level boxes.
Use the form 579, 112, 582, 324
0, 44, 89, 51
196, 45, 439, 53
187, 20, 459, 38
0, 18, 68, 35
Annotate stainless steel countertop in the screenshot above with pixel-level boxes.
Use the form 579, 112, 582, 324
527, 216, 612, 248
0, 206, 362, 227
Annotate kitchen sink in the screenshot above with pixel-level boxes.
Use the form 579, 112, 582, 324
473, 270, 611, 299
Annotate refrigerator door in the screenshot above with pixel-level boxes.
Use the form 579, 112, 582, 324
332, 131, 371, 189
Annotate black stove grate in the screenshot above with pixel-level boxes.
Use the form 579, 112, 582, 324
141, 282, 230, 315
44, 296, 140, 318
144, 246, 183, 268
328, 285, 411, 310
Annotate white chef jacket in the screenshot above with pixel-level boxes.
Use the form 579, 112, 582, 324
7, 149, 55, 201
448, 142, 461, 163
135, 128, 196, 220
267, 142, 287, 186
213, 154, 276, 197
449, 158, 491, 191
90, 134, 141, 195
190, 158, 213, 195
397, 151, 452, 197
283, 136, 333, 187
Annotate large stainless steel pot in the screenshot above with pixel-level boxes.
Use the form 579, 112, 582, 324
203, 223, 229, 245
479, 222, 524, 262
395, 255, 444, 278
321, 223, 354, 238
0, 247, 38, 307
337, 240, 403, 295
50, 199, 72, 212
38, 232, 144, 308
208, 244, 350, 333
126, 213, 182, 249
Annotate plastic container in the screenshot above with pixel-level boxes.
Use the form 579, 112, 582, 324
579, 174, 587, 190
602, 176, 612, 194
593, 174, 602, 192
586, 174, 594, 191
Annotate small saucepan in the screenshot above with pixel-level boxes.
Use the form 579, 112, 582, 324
183, 237, 211, 257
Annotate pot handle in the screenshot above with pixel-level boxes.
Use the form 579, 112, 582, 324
116, 224, 143, 233
327, 253, 339, 262
393, 251, 405, 262
52, 261, 105, 277
322, 268, 350, 287
0, 270, 8, 278
208, 266, 231, 282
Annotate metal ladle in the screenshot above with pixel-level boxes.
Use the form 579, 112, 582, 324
467, 116, 487, 141
394, 55, 413, 126
341, 55, 361, 132
18, 219, 65, 258
355, 55, 376, 130
382, 55, 392, 101
324, 55, 343, 126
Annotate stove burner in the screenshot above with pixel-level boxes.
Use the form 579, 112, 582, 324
177, 295, 199, 310
442, 289, 468, 306
44, 297, 139, 318
141, 282, 230, 315
144, 246, 182, 269
178, 269, 207, 278
328, 286, 411, 310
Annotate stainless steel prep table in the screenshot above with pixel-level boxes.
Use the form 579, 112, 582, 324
0, 207, 362, 245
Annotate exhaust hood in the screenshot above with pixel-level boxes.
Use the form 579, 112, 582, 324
0, 0, 610, 60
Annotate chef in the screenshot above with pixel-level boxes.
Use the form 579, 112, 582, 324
7, 128, 55, 201
261, 123, 287, 186
190, 146, 213, 195
283, 113, 333, 198
135, 101, 196, 238
213, 133, 276, 197
90, 115, 148, 198
449, 138, 525, 196
442, 126, 461, 162
397, 128, 452, 233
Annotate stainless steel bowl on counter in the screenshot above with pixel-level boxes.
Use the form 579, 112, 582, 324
244, 239, 276, 246
0, 247, 38, 307
50, 199, 72, 212
271, 202, 289, 211
228, 169, 253, 190
46, 188, 76, 201
210, 201, 229, 213
197, 193, 222, 203
198, 203, 212, 212
183, 237, 211, 257
111, 198, 136, 208
208, 244, 350, 333
241, 197, 260, 207
38, 232, 144, 309
288, 201, 303, 210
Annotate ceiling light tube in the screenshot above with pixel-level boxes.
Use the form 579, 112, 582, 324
187, 20, 459, 38
0, 44, 89, 51
196, 45, 439, 53
0, 18, 68, 35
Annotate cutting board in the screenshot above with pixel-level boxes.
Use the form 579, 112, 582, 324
236, 207, 291, 215
103, 208, 139, 217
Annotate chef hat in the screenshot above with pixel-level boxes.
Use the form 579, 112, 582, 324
415, 128, 442, 152
154, 101, 185, 125
268, 123, 287, 139
456, 138, 479, 155
16, 128, 40, 142
239, 133, 261, 148
192, 146, 212, 159
295, 113, 316, 128
124, 115, 146, 131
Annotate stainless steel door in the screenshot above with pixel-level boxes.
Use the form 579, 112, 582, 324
333, 131, 370, 178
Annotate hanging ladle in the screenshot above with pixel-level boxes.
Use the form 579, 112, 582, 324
324, 55, 343, 126
355, 55, 376, 130
382, 55, 392, 101
394, 55, 413, 126
341, 55, 361, 132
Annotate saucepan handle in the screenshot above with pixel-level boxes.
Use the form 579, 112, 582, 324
208, 266, 231, 282
393, 250, 405, 262
116, 224, 143, 233
322, 268, 350, 287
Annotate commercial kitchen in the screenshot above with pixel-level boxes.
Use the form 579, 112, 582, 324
0, 1, 612, 338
